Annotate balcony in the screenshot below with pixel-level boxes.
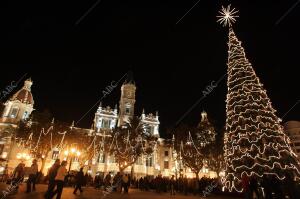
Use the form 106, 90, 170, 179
0, 117, 18, 125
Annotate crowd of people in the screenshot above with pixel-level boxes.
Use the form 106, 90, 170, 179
91, 173, 223, 196
241, 173, 300, 199
2, 159, 300, 199
133, 175, 222, 196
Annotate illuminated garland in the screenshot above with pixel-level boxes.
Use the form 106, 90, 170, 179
217, 5, 300, 193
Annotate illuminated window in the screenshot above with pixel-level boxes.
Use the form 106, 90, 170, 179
22, 111, 29, 120
98, 153, 106, 163
108, 156, 115, 163
10, 107, 19, 118
150, 126, 154, 134
125, 103, 131, 114
97, 119, 102, 128
52, 150, 59, 160
102, 119, 111, 128
164, 161, 169, 169
137, 157, 143, 165
146, 157, 153, 167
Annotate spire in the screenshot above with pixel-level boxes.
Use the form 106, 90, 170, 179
124, 71, 135, 85
141, 108, 145, 120
71, 121, 75, 129
201, 111, 207, 122
24, 78, 33, 91
90, 123, 94, 130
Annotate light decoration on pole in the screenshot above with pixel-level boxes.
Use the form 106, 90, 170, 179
218, 5, 300, 192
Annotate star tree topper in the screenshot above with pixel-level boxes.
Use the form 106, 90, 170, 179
217, 5, 239, 27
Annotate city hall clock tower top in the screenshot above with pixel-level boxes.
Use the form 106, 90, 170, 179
118, 74, 136, 126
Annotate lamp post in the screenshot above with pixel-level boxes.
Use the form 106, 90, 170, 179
64, 148, 81, 172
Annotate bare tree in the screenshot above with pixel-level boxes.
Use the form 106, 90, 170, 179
109, 116, 157, 172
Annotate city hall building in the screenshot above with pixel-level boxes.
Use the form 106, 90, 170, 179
0, 78, 217, 179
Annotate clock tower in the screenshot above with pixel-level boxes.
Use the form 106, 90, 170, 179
118, 78, 136, 126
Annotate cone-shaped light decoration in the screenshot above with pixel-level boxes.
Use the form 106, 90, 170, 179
217, 5, 300, 193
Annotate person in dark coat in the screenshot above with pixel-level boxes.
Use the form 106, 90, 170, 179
12, 162, 25, 191
261, 175, 272, 199
44, 159, 60, 199
122, 174, 129, 193
284, 172, 297, 199
26, 159, 38, 193
241, 173, 250, 199
249, 176, 260, 199
170, 175, 176, 195
73, 168, 84, 194
104, 173, 112, 191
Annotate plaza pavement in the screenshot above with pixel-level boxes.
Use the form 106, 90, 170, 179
0, 183, 241, 199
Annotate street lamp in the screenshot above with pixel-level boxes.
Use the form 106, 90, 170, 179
64, 148, 80, 172
16, 152, 31, 161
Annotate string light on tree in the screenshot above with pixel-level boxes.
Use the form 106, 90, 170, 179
217, 5, 300, 192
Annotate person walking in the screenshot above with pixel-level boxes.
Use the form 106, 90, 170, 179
170, 175, 176, 196
261, 175, 272, 199
249, 176, 260, 199
26, 159, 38, 193
51, 160, 68, 199
122, 174, 129, 193
113, 172, 122, 192
73, 168, 84, 194
12, 162, 25, 191
183, 176, 188, 195
104, 173, 112, 191
44, 159, 60, 199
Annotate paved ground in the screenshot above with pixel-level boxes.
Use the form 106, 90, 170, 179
0, 183, 240, 199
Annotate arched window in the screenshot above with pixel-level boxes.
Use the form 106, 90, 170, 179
10, 107, 19, 118
101, 119, 111, 129
125, 103, 131, 114
22, 111, 29, 120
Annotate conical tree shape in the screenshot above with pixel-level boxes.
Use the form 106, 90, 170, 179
224, 27, 300, 192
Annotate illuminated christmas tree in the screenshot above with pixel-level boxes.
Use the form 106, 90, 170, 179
218, 5, 300, 192
196, 111, 216, 146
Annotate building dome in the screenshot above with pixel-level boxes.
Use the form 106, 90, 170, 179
10, 78, 34, 105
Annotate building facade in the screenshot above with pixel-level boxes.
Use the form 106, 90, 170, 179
0, 79, 34, 174
284, 121, 300, 162
0, 77, 217, 179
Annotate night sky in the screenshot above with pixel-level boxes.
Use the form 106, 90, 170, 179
1, 0, 300, 137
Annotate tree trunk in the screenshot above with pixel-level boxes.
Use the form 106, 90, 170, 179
119, 166, 125, 173
195, 172, 199, 180
40, 158, 46, 174
131, 165, 134, 178
40, 151, 50, 174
